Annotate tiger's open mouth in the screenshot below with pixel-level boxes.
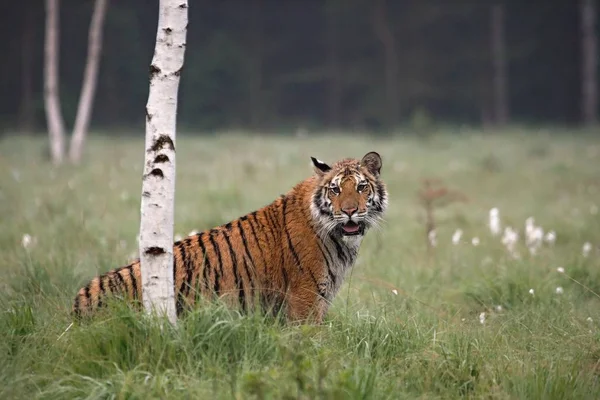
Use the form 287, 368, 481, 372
340, 221, 364, 236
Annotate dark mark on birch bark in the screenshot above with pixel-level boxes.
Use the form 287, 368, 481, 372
145, 247, 166, 256
150, 135, 175, 152
149, 168, 164, 178
154, 154, 169, 163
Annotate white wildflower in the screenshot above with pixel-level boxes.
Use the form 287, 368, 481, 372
21, 234, 35, 249
479, 312, 486, 324
428, 229, 437, 247
583, 242, 593, 257
188, 230, 198, 236
529, 288, 535, 295
489, 208, 501, 236
587, 317, 593, 323
501, 226, 519, 257
555, 286, 564, 294
391, 289, 398, 296
472, 237, 480, 246
452, 229, 463, 245
495, 305, 503, 312
557, 267, 565, 273
544, 230, 556, 245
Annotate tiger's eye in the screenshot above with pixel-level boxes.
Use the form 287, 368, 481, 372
330, 186, 340, 195
357, 182, 368, 192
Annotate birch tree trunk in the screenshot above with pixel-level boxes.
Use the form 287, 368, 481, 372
139, 0, 188, 324
581, 0, 598, 126
44, 0, 66, 165
69, 0, 109, 164
19, 5, 35, 135
326, 0, 342, 128
491, 3, 509, 126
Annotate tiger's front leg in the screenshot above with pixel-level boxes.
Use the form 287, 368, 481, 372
285, 282, 330, 324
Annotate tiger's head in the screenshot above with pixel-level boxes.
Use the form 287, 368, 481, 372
309, 151, 388, 240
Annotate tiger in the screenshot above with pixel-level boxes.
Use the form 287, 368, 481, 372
72, 151, 388, 323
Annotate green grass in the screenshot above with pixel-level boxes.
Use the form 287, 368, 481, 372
1, 129, 600, 399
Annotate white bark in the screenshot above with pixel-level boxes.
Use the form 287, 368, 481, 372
44, 0, 66, 165
139, 0, 188, 324
69, 0, 109, 164
491, 3, 509, 126
581, 0, 598, 125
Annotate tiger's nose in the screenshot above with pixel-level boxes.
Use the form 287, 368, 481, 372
342, 207, 358, 217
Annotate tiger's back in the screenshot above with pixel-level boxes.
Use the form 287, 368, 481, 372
72, 152, 387, 323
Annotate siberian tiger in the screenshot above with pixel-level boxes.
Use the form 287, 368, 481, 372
72, 151, 388, 323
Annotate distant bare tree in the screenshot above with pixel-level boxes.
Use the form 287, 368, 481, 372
326, 0, 342, 127
69, 0, 109, 164
581, 0, 598, 125
491, 3, 509, 126
19, 6, 35, 134
139, 0, 188, 324
373, 0, 399, 128
248, 0, 264, 129
44, 0, 66, 164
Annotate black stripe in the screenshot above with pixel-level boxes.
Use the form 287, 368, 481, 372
114, 269, 127, 293
127, 265, 138, 299
73, 295, 81, 316
196, 232, 211, 294
318, 243, 336, 289
97, 278, 105, 308
223, 231, 244, 309
247, 212, 267, 274
237, 220, 258, 276
208, 231, 223, 295
329, 233, 347, 264
175, 243, 189, 314
282, 197, 302, 271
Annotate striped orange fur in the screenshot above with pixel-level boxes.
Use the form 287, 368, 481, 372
72, 152, 388, 323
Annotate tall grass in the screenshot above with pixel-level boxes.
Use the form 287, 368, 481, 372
1, 129, 599, 398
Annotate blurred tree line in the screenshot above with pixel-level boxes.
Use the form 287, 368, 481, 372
0, 0, 595, 134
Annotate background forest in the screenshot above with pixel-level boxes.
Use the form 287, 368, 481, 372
0, 0, 596, 134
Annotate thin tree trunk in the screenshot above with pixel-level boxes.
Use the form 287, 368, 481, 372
326, 0, 342, 127
69, 0, 109, 164
19, 5, 35, 135
44, 0, 66, 164
373, 0, 399, 128
248, 0, 263, 129
139, 0, 188, 325
581, 0, 598, 125
491, 3, 509, 126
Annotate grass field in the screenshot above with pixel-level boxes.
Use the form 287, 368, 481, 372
1, 129, 600, 399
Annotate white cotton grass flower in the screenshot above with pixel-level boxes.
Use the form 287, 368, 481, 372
529, 288, 535, 295
428, 229, 437, 247
21, 233, 36, 249
587, 317, 593, 323
501, 226, 519, 258
557, 267, 565, 274
488, 208, 501, 236
544, 230, 556, 245
452, 229, 463, 245
479, 312, 486, 324
555, 286, 564, 295
472, 237, 480, 246
583, 242, 593, 257
391, 289, 398, 296
495, 305, 503, 312
188, 230, 198, 236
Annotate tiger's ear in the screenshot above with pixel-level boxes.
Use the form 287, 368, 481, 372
311, 157, 331, 175
360, 151, 382, 177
